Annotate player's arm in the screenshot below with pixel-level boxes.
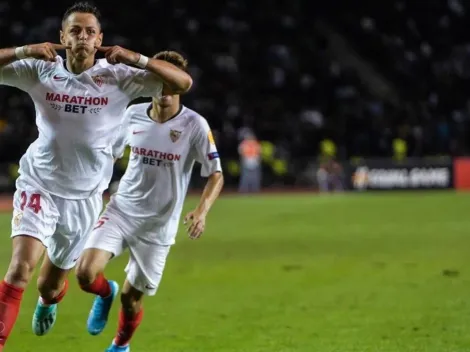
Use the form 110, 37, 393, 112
0, 43, 68, 67
184, 119, 224, 239
112, 107, 133, 161
184, 171, 224, 239
141, 57, 192, 94
96, 46, 192, 94
0, 48, 19, 67
0, 44, 69, 88
194, 171, 224, 217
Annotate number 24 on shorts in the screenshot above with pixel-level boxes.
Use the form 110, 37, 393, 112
20, 191, 42, 214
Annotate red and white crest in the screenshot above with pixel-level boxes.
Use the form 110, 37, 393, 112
91, 75, 105, 87
170, 129, 182, 143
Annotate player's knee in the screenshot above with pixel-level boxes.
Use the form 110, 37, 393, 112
5, 257, 35, 288
75, 249, 108, 286
75, 263, 98, 287
75, 257, 98, 286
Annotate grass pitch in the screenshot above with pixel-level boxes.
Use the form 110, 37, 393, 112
0, 191, 469, 352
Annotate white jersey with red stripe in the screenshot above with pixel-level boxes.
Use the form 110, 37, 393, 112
0, 56, 163, 199
109, 103, 222, 244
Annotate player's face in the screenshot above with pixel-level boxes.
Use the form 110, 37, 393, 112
60, 13, 103, 60
157, 85, 176, 108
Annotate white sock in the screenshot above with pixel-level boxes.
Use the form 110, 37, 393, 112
39, 297, 51, 307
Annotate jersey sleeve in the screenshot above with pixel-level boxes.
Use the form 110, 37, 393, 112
0, 59, 39, 91
192, 117, 223, 177
112, 107, 132, 159
116, 65, 163, 99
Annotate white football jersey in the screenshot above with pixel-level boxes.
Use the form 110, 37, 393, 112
0, 56, 163, 199
110, 103, 222, 244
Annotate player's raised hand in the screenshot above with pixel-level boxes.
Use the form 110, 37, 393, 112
23, 43, 70, 62
95, 45, 140, 66
183, 209, 206, 240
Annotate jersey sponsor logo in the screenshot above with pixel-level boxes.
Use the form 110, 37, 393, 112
53, 74, 67, 81
91, 75, 105, 87
45, 93, 109, 106
132, 146, 181, 168
208, 130, 215, 145
131, 146, 181, 161
45, 92, 109, 115
133, 130, 145, 135
208, 152, 219, 160
170, 129, 182, 142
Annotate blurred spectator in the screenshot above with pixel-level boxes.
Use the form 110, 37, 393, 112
238, 133, 262, 193
316, 158, 344, 193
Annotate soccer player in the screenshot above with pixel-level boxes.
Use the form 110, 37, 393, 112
75, 51, 224, 352
0, 2, 192, 349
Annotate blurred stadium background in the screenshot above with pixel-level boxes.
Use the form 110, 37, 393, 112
1, 0, 470, 192
1, 1, 470, 351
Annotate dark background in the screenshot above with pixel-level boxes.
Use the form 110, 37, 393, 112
1, 0, 469, 190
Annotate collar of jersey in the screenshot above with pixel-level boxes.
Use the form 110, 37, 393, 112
146, 103, 185, 124
62, 59, 100, 75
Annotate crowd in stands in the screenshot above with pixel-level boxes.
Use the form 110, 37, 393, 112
329, 0, 470, 158
0, 0, 469, 166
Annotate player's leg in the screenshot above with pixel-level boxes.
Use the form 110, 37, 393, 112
76, 248, 113, 293
0, 236, 45, 350
31, 193, 102, 336
32, 256, 71, 336
77, 208, 127, 335
105, 281, 144, 352
106, 242, 171, 351
77, 247, 120, 335
1, 186, 58, 349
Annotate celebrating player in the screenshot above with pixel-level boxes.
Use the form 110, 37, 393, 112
75, 51, 224, 352
0, 2, 192, 349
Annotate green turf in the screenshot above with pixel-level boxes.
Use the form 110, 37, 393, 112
0, 191, 469, 351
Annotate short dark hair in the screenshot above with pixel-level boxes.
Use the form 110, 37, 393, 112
153, 51, 188, 72
62, 2, 101, 26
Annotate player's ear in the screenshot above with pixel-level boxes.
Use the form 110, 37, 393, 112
60, 30, 66, 45
96, 33, 103, 48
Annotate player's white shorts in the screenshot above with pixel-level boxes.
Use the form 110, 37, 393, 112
11, 180, 103, 270
84, 204, 171, 296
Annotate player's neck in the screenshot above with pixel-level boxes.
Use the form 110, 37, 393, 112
150, 103, 181, 123
65, 56, 96, 74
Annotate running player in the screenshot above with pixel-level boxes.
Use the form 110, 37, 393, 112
75, 51, 224, 352
0, 2, 192, 348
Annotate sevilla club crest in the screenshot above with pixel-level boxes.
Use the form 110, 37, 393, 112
91, 75, 105, 87
170, 129, 182, 142
13, 212, 23, 230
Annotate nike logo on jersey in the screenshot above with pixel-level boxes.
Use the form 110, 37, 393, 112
53, 74, 67, 81
133, 130, 145, 135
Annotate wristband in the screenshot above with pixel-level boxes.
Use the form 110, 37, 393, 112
14, 46, 27, 60
136, 54, 149, 69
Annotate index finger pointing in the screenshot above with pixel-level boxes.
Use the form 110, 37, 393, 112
95, 46, 111, 52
